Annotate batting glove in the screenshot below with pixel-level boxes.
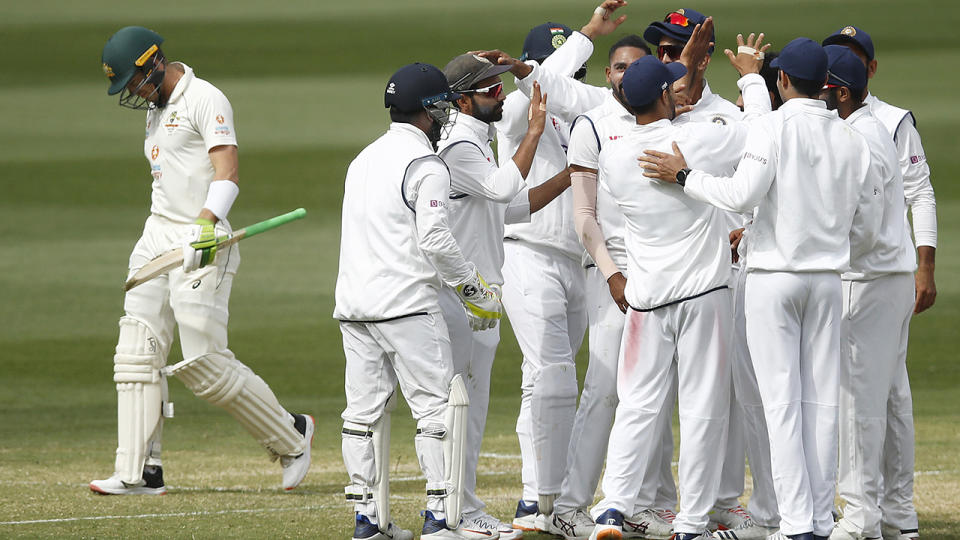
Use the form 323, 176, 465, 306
456, 272, 502, 331
182, 218, 217, 273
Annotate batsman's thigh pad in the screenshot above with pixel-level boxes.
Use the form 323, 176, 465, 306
113, 316, 166, 484
169, 353, 302, 458
531, 363, 579, 495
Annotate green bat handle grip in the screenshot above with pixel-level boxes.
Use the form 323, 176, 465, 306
232, 208, 307, 240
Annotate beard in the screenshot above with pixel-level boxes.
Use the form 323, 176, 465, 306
426, 118, 443, 151
471, 99, 503, 124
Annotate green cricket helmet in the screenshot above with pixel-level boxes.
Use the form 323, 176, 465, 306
102, 26, 166, 109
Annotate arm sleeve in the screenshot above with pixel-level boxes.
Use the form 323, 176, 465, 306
195, 87, 238, 150
567, 115, 601, 169
896, 118, 938, 248
504, 187, 532, 224
440, 142, 525, 202
738, 73, 772, 121
572, 171, 620, 279
405, 158, 476, 287
683, 121, 778, 213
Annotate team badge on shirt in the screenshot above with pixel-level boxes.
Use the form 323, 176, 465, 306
165, 111, 180, 134
214, 113, 231, 136
711, 116, 727, 125
151, 145, 159, 160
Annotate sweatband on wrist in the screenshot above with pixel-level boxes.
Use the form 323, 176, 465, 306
203, 180, 239, 220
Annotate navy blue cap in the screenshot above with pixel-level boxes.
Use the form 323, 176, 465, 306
621, 55, 687, 107
822, 25, 874, 61
824, 45, 868, 90
521, 22, 573, 62
384, 63, 461, 113
644, 8, 715, 54
771, 37, 828, 82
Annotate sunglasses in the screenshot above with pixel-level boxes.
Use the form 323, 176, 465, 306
657, 44, 685, 60
461, 81, 504, 99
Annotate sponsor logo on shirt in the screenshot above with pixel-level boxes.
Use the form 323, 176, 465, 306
151, 163, 162, 180
910, 154, 925, 164
608, 135, 623, 141
151, 145, 159, 160
165, 111, 180, 133
743, 151, 767, 165
214, 114, 231, 136
430, 200, 445, 207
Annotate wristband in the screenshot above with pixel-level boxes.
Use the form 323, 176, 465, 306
203, 179, 239, 220
737, 45, 764, 60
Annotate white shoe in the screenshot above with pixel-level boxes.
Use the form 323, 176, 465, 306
710, 506, 769, 540
765, 533, 791, 540
280, 413, 314, 490
655, 508, 677, 524
624, 508, 673, 539
549, 508, 595, 539
89, 465, 166, 495
456, 513, 508, 539
881, 523, 919, 540
512, 500, 539, 531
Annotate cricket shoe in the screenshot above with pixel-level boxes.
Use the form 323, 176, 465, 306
352, 513, 414, 540
624, 508, 673, 539
280, 413, 314, 490
549, 507, 595, 539
765, 533, 816, 540
656, 508, 677, 524
710, 505, 770, 540
880, 523, 919, 540
512, 499, 540, 531
675, 534, 715, 540
828, 518, 882, 540
422, 511, 483, 539
89, 465, 166, 495
590, 508, 624, 540
458, 512, 515, 539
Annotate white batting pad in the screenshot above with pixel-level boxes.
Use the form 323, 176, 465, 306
168, 353, 303, 458
442, 374, 470, 525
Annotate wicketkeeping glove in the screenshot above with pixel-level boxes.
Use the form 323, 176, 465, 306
182, 218, 218, 273
456, 272, 502, 331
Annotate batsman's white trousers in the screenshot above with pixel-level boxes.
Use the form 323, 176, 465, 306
838, 273, 914, 537
595, 288, 731, 535
880, 360, 918, 531
340, 312, 454, 516
438, 287, 501, 518
745, 270, 841, 537
715, 264, 778, 527
556, 266, 677, 515
502, 240, 587, 501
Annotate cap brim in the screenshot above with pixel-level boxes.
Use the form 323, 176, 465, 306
821, 34, 872, 60
480, 62, 513, 82
770, 57, 781, 69
665, 61, 688, 84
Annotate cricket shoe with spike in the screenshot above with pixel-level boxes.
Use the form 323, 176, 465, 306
280, 413, 314, 490
623, 508, 673, 539
549, 508, 595, 539
590, 509, 624, 540
457, 512, 513, 539
422, 510, 466, 539
512, 500, 540, 531
89, 465, 166, 495
352, 513, 414, 540
710, 505, 771, 540
880, 523, 919, 540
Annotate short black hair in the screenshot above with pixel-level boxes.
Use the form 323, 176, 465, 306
608, 35, 652, 62
389, 106, 422, 124
759, 52, 783, 108
785, 72, 824, 98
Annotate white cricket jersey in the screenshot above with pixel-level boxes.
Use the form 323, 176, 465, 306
683, 98, 871, 273
334, 123, 474, 321
437, 112, 527, 286
143, 63, 237, 224
495, 31, 606, 260
865, 93, 938, 249
599, 119, 748, 310
567, 93, 633, 272
843, 106, 915, 280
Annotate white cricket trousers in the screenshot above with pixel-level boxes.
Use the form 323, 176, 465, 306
438, 287, 501, 518
340, 312, 454, 517
502, 241, 587, 501
556, 266, 677, 515
715, 264, 778, 527
880, 360, 918, 532
838, 273, 914, 537
596, 288, 732, 535
744, 270, 841, 537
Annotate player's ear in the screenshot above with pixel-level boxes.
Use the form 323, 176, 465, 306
455, 94, 472, 114
867, 59, 878, 80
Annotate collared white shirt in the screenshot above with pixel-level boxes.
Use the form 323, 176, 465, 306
144, 63, 237, 224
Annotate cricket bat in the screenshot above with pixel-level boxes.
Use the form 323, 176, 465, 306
123, 208, 307, 291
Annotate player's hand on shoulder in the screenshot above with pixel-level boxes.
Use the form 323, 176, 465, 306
182, 218, 218, 273
456, 271, 502, 331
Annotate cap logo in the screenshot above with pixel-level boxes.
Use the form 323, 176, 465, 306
661, 81, 668, 90
842, 26, 856, 36
386, 82, 397, 94
677, 8, 685, 14
135, 44, 159, 67
103, 63, 114, 78
551, 34, 567, 49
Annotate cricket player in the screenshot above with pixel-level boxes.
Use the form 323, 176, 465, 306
822, 26, 939, 540
485, 1, 629, 529
335, 62, 502, 540
647, 10, 778, 537
436, 52, 551, 539
641, 38, 878, 540
814, 45, 912, 540
91, 26, 313, 496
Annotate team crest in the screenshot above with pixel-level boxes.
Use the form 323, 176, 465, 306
151, 145, 159, 160
842, 26, 856, 37
216, 114, 225, 124
712, 116, 727, 125
102, 63, 114, 78
550, 27, 566, 49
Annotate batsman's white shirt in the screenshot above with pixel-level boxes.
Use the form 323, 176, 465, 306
144, 63, 237, 224
437, 113, 528, 286
683, 98, 872, 273
334, 123, 474, 321
599, 119, 746, 310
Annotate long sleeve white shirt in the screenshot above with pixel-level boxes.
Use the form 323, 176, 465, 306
334, 123, 474, 321
683, 98, 870, 273
438, 113, 528, 285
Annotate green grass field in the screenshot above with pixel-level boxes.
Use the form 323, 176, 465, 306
1, 0, 958, 538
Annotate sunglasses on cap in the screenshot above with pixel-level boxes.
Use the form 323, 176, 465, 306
658, 44, 685, 60
824, 70, 855, 89
665, 11, 690, 27
461, 81, 504, 99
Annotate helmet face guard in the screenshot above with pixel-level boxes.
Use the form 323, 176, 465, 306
118, 48, 166, 110
422, 91, 460, 147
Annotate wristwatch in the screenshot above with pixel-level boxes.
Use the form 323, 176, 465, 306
676, 167, 692, 187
